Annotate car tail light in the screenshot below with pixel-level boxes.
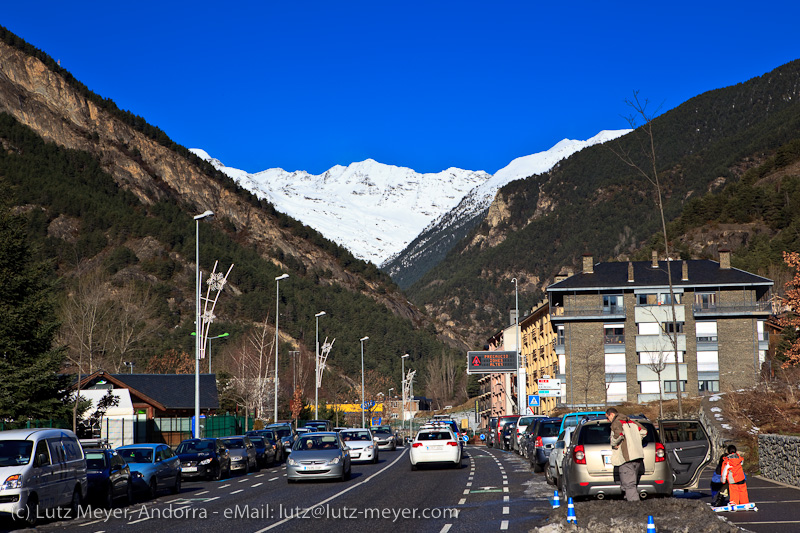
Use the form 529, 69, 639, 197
655, 442, 665, 462
535, 436, 543, 448
447, 441, 459, 447
412, 443, 423, 448
573, 444, 586, 464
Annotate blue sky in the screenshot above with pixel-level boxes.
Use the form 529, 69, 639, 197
4, 2, 800, 175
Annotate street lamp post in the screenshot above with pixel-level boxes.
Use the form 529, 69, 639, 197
360, 336, 369, 428
194, 210, 214, 438
207, 333, 229, 373
512, 277, 524, 416
401, 353, 409, 440
274, 273, 289, 423
315, 311, 326, 419
123, 361, 135, 374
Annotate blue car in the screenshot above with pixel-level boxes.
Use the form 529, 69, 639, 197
117, 444, 181, 498
84, 447, 133, 507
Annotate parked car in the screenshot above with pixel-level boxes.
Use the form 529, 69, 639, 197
247, 434, 276, 467
246, 431, 279, 466
559, 417, 712, 500
513, 415, 544, 453
286, 432, 351, 482
340, 429, 378, 463
487, 416, 498, 448
83, 444, 132, 507
410, 426, 462, 470
545, 427, 576, 487
220, 436, 259, 474
302, 420, 333, 432
523, 417, 562, 472
371, 427, 397, 451
494, 415, 520, 449
175, 438, 231, 481
558, 411, 606, 435
267, 423, 296, 456
0, 428, 87, 526
117, 443, 181, 498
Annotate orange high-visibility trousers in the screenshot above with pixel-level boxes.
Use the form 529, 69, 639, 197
729, 482, 749, 505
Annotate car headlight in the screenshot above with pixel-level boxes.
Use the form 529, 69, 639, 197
366, 446, 373, 451
2, 474, 22, 490
132, 471, 143, 478
199, 458, 212, 465
287, 457, 297, 466
326, 457, 341, 465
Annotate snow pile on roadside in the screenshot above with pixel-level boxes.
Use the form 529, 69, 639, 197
530, 498, 745, 533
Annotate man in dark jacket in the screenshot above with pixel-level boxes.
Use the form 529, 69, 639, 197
606, 407, 648, 501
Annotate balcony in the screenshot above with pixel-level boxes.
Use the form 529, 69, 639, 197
692, 301, 771, 316
554, 305, 626, 320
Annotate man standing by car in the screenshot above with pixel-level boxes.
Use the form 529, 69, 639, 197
605, 408, 648, 501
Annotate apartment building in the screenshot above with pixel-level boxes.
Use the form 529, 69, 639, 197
547, 250, 773, 407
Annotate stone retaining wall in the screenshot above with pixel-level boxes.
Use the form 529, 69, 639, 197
758, 434, 800, 487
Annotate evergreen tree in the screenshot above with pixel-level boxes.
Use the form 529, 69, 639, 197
0, 203, 70, 420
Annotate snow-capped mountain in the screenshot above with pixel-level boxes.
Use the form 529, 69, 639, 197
191, 152, 491, 265
191, 129, 630, 269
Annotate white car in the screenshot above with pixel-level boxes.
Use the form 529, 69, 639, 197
340, 429, 378, 463
409, 427, 462, 470
546, 427, 575, 487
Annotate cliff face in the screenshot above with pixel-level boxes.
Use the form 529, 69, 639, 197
0, 39, 468, 350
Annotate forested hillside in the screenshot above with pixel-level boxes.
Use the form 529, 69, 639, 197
0, 27, 467, 420
408, 59, 800, 345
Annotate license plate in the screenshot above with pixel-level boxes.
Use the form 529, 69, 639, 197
427, 446, 443, 450
303, 465, 324, 471
603, 455, 612, 465
182, 466, 198, 472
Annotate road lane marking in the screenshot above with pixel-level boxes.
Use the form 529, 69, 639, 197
466, 482, 472, 487
463, 489, 470, 495
219, 484, 231, 489
439, 525, 452, 533
196, 490, 209, 495
79, 519, 104, 526
269, 477, 279, 481
254, 448, 409, 532
256, 474, 265, 478
231, 489, 243, 494
500, 520, 509, 530
504, 496, 509, 502
252, 483, 263, 487
239, 478, 250, 482
503, 506, 509, 514
458, 498, 466, 505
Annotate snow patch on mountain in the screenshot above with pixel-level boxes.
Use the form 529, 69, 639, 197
191, 129, 630, 267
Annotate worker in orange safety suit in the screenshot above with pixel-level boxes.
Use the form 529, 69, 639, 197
721, 444, 749, 505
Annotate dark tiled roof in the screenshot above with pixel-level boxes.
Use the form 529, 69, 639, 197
548, 259, 772, 291
109, 374, 219, 410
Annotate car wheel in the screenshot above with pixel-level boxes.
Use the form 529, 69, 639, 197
410, 462, 417, 471
18, 495, 38, 527
212, 463, 222, 481
149, 478, 158, 499
545, 466, 555, 485
68, 486, 81, 519
171, 474, 181, 494
102, 482, 114, 508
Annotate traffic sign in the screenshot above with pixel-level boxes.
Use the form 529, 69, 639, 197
528, 394, 540, 407
371, 417, 382, 426
466, 351, 518, 374
538, 378, 561, 390
538, 388, 562, 397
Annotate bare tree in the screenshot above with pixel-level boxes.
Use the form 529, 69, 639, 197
609, 92, 684, 416
423, 351, 463, 410
572, 347, 606, 409
106, 285, 163, 372
644, 351, 669, 418
224, 316, 275, 423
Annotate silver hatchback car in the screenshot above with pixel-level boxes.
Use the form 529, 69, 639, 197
560, 417, 711, 500
286, 432, 351, 482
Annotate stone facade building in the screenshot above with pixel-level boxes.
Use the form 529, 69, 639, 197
547, 250, 773, 407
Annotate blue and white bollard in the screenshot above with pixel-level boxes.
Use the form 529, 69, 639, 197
566, 497, 577, 524
552, 490, 560, 509
647, 515, 656, 532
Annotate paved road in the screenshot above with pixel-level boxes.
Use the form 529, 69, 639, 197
686, 469, 800, 533
4, 446, 552, 533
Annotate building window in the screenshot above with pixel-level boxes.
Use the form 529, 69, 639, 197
556, 326, 565, 346
638, 322, 661, 335
698, 380, 719, 392
660, 293, 682, 305
662, 321, 685, 334
696, 321, 718, 342
663, 380, 687, 393
637, 293, 658, 306
603, 294, 624, 313
695, 292, 717, 309
604, 325, 625, 344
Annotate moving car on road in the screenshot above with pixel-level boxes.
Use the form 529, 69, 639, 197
286, 432, 351, 482
340, 428, 378, 463
117, 443, 181, 498
371, 426, 397, 451
410, 427, 462, 470
175, 438, 231, 481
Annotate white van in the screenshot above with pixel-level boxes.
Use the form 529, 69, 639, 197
0, 428, 87, 526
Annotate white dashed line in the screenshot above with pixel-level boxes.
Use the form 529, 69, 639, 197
196, 490, 209, 495
504, 496, 509, 502
463, 489, 470, 495
503, 506, 509, 514
439, 524, 452, 533
252, 483, 263, 487
500, 520, 509, 530
219, 484, 231, 489
466, 482, 472, 487
458, 498, 466, 505
231, 489, 244, 494
269, 477, 279, 481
